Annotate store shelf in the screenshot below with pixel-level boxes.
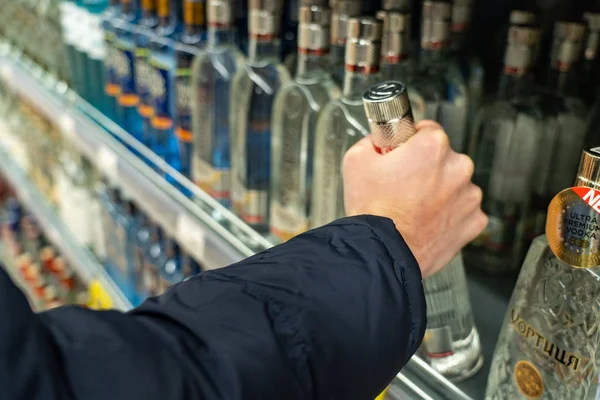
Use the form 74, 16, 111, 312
0, 144, 132, 311
0, 245, 44, 311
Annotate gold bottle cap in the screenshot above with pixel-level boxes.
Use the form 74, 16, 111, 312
575, 147, 600, 189
298, 6, 330, 52
249, 0, 281, 37
345, 17, 382, 72
551, 21, 585, 71
421, 1, 452, 50
207, 0, 233, 26
509, 10, 536, 26
330, 1, 362, 45
381, 12, 411, 63
363, 81, 415, 151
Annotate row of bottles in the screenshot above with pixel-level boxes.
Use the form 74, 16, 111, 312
0, 194, 88, 311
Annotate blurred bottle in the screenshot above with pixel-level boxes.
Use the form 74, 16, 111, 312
84, 0, 109, 112
581, 12, 600, 105
101, 0, 122, 120
329, 0, 360, 86
379, 11, 412, 81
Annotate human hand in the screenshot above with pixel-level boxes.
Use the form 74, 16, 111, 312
342, 120, 487, 278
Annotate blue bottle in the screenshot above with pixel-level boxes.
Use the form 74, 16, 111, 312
159, 238, 183, 292
147, 0, 183, 172
142, 224, 164, 297
101, 0, 121, 120
174, 0, 205, 179
134, 0, 160, 149
84, 0, 109, 112
114, 0, 143, 137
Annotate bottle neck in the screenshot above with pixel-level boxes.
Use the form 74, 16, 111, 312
183, 0, 204, 36
296, 51, 329, 78
420, 48, 450, 69
497, 73, 529, 99
207, 26, 235, 47
381, 60, 412, 81
343, 70, 380, 100
248, 38, 281, 62
450, 30, 466, 53
546, 67, 579, 96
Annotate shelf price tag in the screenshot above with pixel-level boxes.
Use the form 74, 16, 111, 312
176, 213, 206, 265
87, 279, 114, 310
59, 113, 76, 142
97, 146, 119, 182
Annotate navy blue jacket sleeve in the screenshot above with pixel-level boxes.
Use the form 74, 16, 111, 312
0, 215, 426, 400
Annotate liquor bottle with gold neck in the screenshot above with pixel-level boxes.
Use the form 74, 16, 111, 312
363, 81, 483, 381
379, 10, 412, 81
310, 16, 382, 228
328, 0, 361, 86
191, 0, 244, 208
269, 4, 340, 243
486, 147, 600, 400
230, 0, 290, 232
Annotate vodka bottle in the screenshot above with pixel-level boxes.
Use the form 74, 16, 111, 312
407, 0, 469, 153
191, 0, 244, 208
363, 81, 482, 380
530, 23, 588, 246
379, 11, 412, 81
310, 17, 382, 228
269, 4, 340, 242
581, 12, 600, 105
147, 0, 182, 171
174, 0, 205, 178
101, 0, 121, 120
133, 0, 159, 148
230, 0, 290, 232
328, 0, 360, 86
486, 148, 600, 400
465, 26, 543, 274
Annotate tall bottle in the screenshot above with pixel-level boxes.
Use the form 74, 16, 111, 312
310, 17, 382, 228
465, 26, 543, 274
133, 0, 159, 148
60, 0, 85, 95
101, 0, 121, 120
113, 0, 141, 133
142, 223, 164, 297
174, 0, 205, 179
530, 22, 588, 245
230, 0, 290, 232
147, 0, 182, 171
191, 0, 244, 208
581, 12, 600, 105
407, 0, 469, 152
379, 10, 412, 81
269, 4, 340, 242
486, 148, 600, 399
363, 81, 482, 380
328, 0, 361, 86
84, 0, 109, 112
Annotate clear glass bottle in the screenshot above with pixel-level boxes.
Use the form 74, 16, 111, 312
191, 0, 244, 208
465, 26, 543, 274
310, 17, 382, 228
147, 0, 182, 171
114, 0, 142, 133
407, 0, 469, 153
230, 0, 290, 232
328, 0, 360, 86
133, 0, 159, 148
101, 0, 121, 121
174, 0, 205, 179
486, 148, 600, 400
581, 12, 600, 106
363, 81, 482, 381
269, 4, 340, 242
379, 11, 412, 81
529, 22, 588, 248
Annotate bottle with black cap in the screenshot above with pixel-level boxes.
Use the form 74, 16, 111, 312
269, 3, 340, 243
466, 25, 543, 274
230, 0, 291, 232
363, 81, 483, 380
486, 147, 600, 399
191, 0, 244, 209
310, 16, 382, 228
407, 0, 469, 153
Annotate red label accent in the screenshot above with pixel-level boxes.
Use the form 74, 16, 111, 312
383, 54, 409, 64
572, 187, 600, 213
425, 351, 455, 359
344, 65, 380, 74
298, 48, 329, 56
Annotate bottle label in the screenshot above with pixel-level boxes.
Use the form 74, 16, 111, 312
421, 326, 454, 358
193, 157, 231, 200
513, 360, 544, 399
135, 47, 154, 117
547, 186, 600, 268
115, 39, 139, 107
270, 201, 309, 242
149, 55, 175, 131
232, 174, 268, 225
175, 51, 195, 144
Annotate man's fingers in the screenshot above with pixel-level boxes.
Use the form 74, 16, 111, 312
415, 120, 443, 131
343, 136, 380, 173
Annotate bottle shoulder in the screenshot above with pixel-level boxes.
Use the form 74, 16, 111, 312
320, 99, 369, 137
276, 78, 341, 111
193, 47, 244, 76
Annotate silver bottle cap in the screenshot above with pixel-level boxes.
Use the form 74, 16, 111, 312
345, 17, 383, 73
503, 26, 540, 76
451, 0, 473, 33
509, 10, 536, 26
207, 0, 233, 27
382, 0, 411, 12
330, 0, 361, 45
298, 6, 331, 53
381, 12, 411, 63
421, 1, 452, 50
249, 0, 281, 38
584, 13, 600, 61
575, 147, 600, 189
363, 81, 415, 150
551, 21, 585, 71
